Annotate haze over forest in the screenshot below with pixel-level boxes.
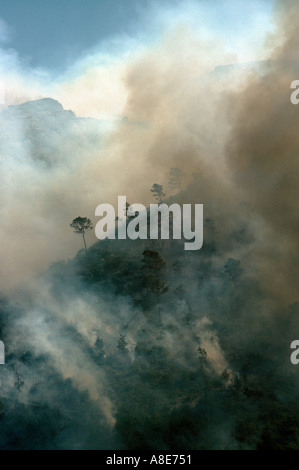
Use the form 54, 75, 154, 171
0, 0, 298, 449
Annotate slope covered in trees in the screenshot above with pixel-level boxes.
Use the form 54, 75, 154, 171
0, 193, 298, 450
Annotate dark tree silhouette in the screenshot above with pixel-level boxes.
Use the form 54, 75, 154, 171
150, 184, 165, 204
168, 167, 184, 194
142, 250, 168, 324
70, 217, 93, 254
117, 334, 128, 355
198, 346, 208, 362
14, 367, 24, 392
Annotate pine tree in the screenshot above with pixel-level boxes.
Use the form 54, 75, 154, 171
70, 217, 93, 253
150, 184, 165, 204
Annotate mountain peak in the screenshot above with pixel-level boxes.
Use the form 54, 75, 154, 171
7, 97, 66, 114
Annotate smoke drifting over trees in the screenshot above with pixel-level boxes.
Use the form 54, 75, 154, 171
0, 0, 298, 450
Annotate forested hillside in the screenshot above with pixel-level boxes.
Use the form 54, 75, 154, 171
0, 195, 298, 449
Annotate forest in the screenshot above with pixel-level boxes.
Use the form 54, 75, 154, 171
0, 172, 298, 450
1, 1, 299, 445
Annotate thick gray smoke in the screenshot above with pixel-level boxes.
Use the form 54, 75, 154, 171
0, 0, 298, 450
0, 27, 242, 291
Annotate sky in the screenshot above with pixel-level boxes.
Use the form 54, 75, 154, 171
0, 0, 275, 73
0, 0, 276, 120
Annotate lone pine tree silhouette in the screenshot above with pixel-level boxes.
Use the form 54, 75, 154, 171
70, 217, 93, 254
168, 167, 184, 194
150, 184, 165, 204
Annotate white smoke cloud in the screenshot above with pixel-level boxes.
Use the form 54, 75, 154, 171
0, 2, 276, 295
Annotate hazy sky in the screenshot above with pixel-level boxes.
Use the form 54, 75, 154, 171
0, 0, 275, 73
